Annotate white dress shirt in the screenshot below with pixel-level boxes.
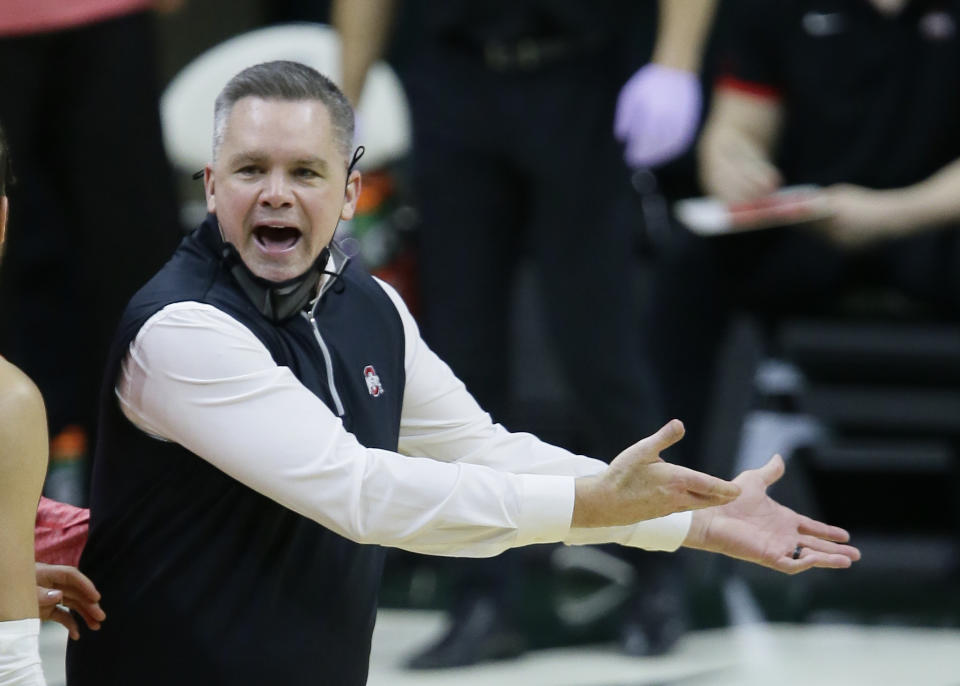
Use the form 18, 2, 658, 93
115, 276, 690, 558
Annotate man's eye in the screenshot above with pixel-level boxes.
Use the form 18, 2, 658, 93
237, 165, 261, 175
295, 168, 321, 179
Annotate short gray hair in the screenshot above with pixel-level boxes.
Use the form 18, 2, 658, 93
212, 60, 354, 163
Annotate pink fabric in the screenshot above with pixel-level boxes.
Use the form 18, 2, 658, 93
0, 0, 153, 37
35, 496, 90, 567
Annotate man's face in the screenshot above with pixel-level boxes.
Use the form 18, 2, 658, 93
204, 97, 360, 282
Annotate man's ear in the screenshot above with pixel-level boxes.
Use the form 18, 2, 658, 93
0, 196, 7, 247
203, 165, 216, 214
340, 170, 362, 221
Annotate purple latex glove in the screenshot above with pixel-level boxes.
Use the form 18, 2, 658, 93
614, 63, 702, 168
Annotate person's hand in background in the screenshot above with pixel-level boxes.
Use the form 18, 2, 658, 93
615, 64, 702, 168
35, 563, 105, 640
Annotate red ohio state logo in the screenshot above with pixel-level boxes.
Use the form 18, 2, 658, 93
363, 365, 384, 397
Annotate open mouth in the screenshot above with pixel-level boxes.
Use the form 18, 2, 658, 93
253, 225, 302, 254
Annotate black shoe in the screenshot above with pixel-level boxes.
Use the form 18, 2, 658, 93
405, 596, 527, 670
618, 586, 688, 657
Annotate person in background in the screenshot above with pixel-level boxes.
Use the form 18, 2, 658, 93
0, 121, 106, 686
647, 0, 960, 472
0, 0, 186, 505
333, 0, 718, 665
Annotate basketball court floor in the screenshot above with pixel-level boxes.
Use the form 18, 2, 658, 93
39, 608, 960, 686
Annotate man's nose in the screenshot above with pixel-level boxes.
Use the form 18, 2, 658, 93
260, 171, 294, 207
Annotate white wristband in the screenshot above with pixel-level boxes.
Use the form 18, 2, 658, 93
0, 618, 46, 686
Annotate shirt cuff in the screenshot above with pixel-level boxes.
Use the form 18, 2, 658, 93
513, 474, 575, 547
625, 511, 692, 551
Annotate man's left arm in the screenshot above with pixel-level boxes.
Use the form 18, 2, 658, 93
818, 157, 960, 247
380, 279, 861, 565
381, 279, 695, 552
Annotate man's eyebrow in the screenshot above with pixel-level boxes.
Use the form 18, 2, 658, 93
293, 156, 329, 172
226, 153, 330, 172
227, 152, 267, 167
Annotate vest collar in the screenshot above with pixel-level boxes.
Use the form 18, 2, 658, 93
198, 214, 350, 323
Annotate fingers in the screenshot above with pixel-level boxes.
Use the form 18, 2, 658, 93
757, 454, 785, 486
37, 586, 63, 610
35, 564, 101, 603
797, 535, 861, 561
37, 588, 102, 637
797, 515, 851, 543
705, 140, 782, 203
64, 597, 106, 628
777, 548, 857, 574
677, 466, 741, 501
36, 566, 106, 634
738, 159, 782, 199
680, 491, 734, 512
46, 606, 81, 640
776, 553, 851, 575
39, 592, 104, 631
640, 419, 686, 454
57, 588, 106, 627
771, 535, 861, 574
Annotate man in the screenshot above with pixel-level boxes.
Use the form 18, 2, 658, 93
68, 61, 858, 686
0, 122, 105, 686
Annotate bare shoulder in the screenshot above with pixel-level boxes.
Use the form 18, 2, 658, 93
0, 357, 45, 418
0, 358, 48, 470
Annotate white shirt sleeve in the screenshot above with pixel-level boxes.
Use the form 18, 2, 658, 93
0, 619, 46, 686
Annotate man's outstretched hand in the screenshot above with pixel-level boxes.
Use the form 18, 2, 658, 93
36, 563, 105, 639
683, 454, 861, 573
573, 420, 741, 528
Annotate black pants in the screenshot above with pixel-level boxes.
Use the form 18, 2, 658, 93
400, 43, 664, 610
0, 11, 181, 439
646, 224, 960, 469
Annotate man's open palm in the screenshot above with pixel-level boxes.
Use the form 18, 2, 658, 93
684, 455, 861, 573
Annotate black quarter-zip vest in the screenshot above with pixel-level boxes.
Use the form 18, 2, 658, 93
67, 216, 406, 686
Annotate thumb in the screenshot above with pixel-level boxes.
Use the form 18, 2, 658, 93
757, 454, 786, 486
640, 419, 686, 454
37, 586, 62, 608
